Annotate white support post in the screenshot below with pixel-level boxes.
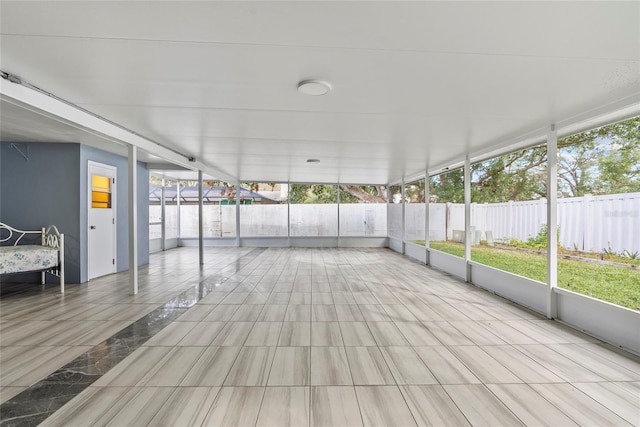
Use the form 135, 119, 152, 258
337, 185, 341, 247
547, 125, 558, 318
287, 185, 291, 247
401, 179, 406, 254
176, 179, 181, 241
198, 171, 204, 266
424, 171, 430, 264
464, 156, 472, 282
128, 144, 138, 295
235, 181, 241, 247
160, 176, 166, 251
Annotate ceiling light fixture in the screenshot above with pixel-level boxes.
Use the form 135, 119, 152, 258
306, 158, 320, 163
297, 80, 331, 96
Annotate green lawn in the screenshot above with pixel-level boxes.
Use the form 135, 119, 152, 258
418, 240, 640, 311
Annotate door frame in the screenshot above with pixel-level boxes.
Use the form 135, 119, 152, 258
87, 160, 117, 280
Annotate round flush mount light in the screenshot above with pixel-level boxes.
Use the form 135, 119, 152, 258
306, 158, 320, 163
297, 80, 331, 96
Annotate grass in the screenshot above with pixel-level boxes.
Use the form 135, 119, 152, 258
415, 240, 640, 311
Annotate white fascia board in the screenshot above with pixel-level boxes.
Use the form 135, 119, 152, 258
0, 79, 236, 182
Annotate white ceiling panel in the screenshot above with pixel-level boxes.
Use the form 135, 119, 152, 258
1, 1, 639, 184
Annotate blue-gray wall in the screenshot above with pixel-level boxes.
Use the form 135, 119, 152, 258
1, 143, 82, 283
1, 142, 149, 284
80, 145, 149, 282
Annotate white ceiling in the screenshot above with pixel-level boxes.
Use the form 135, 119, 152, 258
1, 1, 639, 184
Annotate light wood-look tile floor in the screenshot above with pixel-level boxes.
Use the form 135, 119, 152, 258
2, 247, 639, 426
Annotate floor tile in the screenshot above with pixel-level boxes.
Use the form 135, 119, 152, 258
93, 346, 172, 386
220, 292, 250, 304
285, 304, 312, 321
514, 344, 605, 382
224, 346, 276, 386
547, 343, 640, 381
481, 345, 564, 383
181, 347, 242, 386
148, 387, 221, 427
39, 386, 129, 427
245, 322, 283, 346
230, 304, 264, 321
367, 322, 410, 346
178, 322, 226, 346
202, 386, 265, 426
258, 304, 288, 321
355, 386, 417, 427
138, 347, 205, 386
449, 346, 522, 384
380, 346, 437, 385
359, 304, 392, 321
266, 293, 291, 305
422, 321, 475, 345
102, 387, 176, 426
312, 305, 338, 321
395, 322, 441, 346
257, 387, 310, 427
268, 347, 310, 386
211, 322, 254, 346
278, 322, 311, 346
381, 304, 418, 321
335, 304, 365, 321
311, 386, 363, 427
531, 383, 630, 426
449, 320, 506, 345
444, 384, 525, 426
487, 384, 579, 426
345, 347, 395, 385
573, 382, 640, 424
311, 322, 343, 346
413, 346, 480, 385
312, 293, 334, 304
311, 347, 353, 385
332, 292, 357, 305
340, 322, 377, 346
203, 305, 240, 322
400, 385, 471, 426
290, 292, 312, 304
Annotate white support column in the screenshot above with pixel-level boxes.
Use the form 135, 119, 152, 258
235, 181, 241, 247
287, 185, 291, 247
547, 125, 558, 318
337, 185, 341, 247
176, 179, 181, 241
424, 171, 430, 264
198, 170, 204, 266
128, 144, 138, 295
464, 156, 472, 282
401, 179, 406, 254
160, 176, 166, 251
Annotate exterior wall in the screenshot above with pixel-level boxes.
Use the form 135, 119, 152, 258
0, 142, 149, 284
1, 142, 82, 283
80, 145, 149, 282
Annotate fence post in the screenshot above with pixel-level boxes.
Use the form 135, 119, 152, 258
583, 194, 593, 252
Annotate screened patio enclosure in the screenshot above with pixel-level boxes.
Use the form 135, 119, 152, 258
146, 114, 640, 357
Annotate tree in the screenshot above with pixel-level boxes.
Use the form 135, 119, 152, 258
429, 116, 640, 203
339, 185, 387, 203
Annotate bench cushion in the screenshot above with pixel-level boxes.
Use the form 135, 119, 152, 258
0, 245, 59, 274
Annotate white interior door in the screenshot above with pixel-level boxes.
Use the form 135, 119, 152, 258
88, 162, 116, 280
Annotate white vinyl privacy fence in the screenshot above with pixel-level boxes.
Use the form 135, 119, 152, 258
420, 192, 640, 253
156, 203, 388, 239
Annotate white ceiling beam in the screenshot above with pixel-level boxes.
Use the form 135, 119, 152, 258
0, 77, 237, 183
